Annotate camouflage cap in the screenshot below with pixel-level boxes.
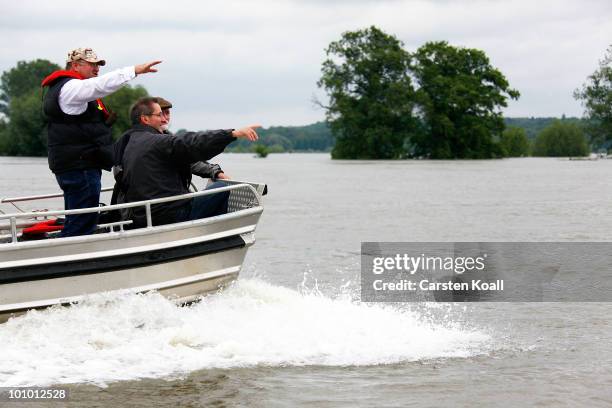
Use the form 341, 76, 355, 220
154, 97, 173, 109
66, 48, 106, 66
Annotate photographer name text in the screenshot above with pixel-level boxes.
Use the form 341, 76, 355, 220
372, 279, 504, 292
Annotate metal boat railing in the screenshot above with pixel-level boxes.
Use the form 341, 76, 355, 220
0, 183, 263, 244
1, 187, 115, 204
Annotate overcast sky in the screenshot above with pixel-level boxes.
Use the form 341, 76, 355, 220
1, 0, 610, 130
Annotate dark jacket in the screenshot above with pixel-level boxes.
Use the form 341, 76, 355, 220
110, 131, 226, 221
115, 124, 235, 227
42, 72, 114, 174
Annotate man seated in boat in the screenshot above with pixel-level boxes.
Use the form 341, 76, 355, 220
110, 97, 230, 216
114, 97, 259, 228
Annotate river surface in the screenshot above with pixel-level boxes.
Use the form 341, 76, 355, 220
0, 154, 611, 407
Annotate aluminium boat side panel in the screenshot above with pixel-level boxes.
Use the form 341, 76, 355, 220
0, 243, 249, 319
0, 235, 247, 284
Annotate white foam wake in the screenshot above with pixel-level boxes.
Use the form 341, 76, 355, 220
0, 279, 491, 387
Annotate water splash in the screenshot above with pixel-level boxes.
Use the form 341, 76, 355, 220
0, 279, 491, 387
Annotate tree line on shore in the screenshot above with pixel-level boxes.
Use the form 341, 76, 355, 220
0, 31, 609, 159
226, 117, 591, 157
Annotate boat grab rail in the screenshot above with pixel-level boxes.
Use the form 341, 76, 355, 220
1, 187, 115, 204
0, 183, 261, 243
0, 180, 267, 204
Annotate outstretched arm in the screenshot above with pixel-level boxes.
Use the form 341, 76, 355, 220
59, 60, 162, 114
168, 124, 262, 163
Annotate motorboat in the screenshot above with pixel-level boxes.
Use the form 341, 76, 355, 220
0, 180, 266, 322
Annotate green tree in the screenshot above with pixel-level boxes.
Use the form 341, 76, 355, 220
254, 144, 269, 158
318, 26, 417, 159
574, 45, 612, 147
0, 59, 59, 155
500, 126, 529, 157
0, 59, 60, 116
5, 89, 48, 156
103, 85, 148, 140
533, 120, 589, 157
411, 41, 520, 159
0, 118, 8, 154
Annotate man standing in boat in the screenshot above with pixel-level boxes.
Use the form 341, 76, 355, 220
117, 97, 259, 227
41, 48, 161, 237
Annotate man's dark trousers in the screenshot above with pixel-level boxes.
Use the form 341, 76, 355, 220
176, 181, 229, 222
55, 169, 101, 237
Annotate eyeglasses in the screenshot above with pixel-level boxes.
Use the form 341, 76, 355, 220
145, 112, 164, 118
77, 60, 100, 67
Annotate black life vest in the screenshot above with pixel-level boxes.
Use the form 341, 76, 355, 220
41, 71, 114, 174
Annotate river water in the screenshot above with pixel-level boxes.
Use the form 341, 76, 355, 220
0, 154, 611, 407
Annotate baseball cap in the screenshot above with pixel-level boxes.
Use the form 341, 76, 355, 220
66, 48, 106, 66
155, 97, 173, 109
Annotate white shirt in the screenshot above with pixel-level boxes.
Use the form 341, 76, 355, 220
58, 66, 136, 115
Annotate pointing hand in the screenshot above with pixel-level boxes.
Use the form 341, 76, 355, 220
232, 124, 261, 142
135, 61, 162, 75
